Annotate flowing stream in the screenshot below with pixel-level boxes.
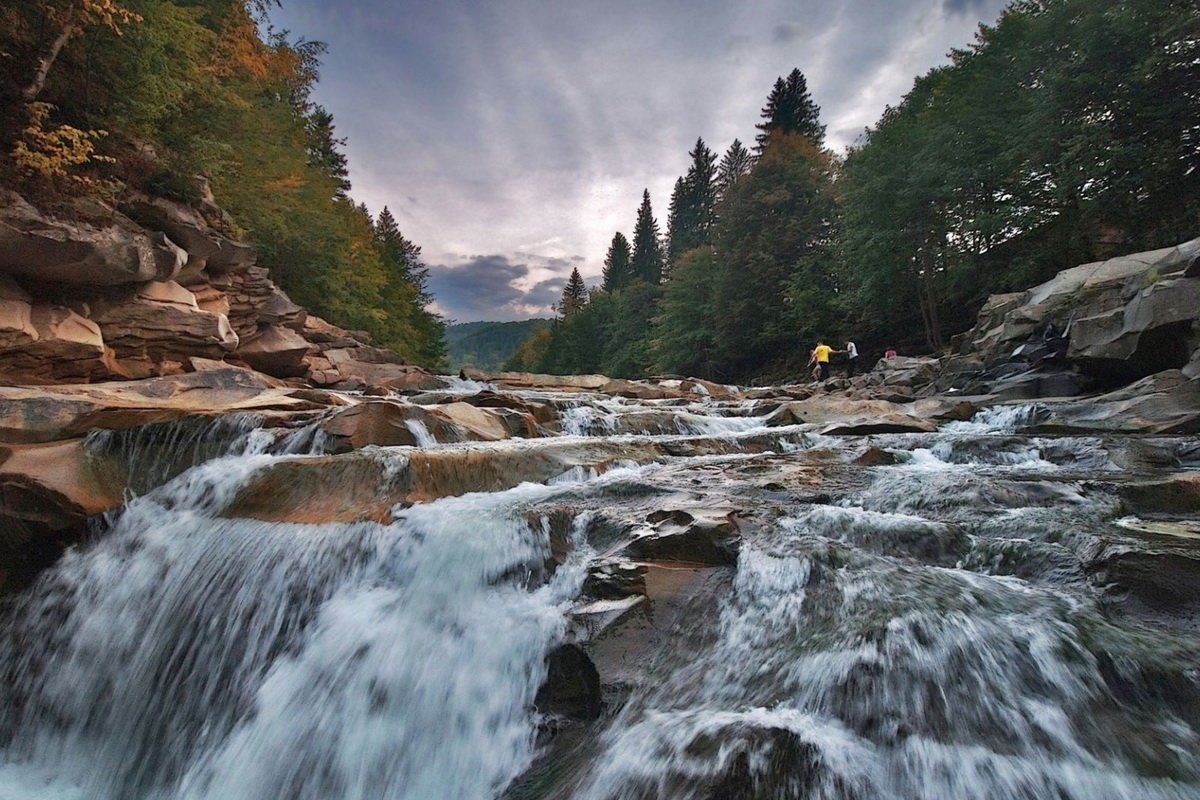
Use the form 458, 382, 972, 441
1, 391, 1198, 799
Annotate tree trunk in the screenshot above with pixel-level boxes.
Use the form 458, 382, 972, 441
21, 9, 80, 101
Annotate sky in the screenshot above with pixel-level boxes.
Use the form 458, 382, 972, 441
272, 0, 1012, 323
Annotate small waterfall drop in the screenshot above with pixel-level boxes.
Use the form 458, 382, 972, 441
0, 439, 593, 800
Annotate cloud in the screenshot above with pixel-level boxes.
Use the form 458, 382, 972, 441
772, 22, 805, 43
274, 0, 1014, 321
943, 0, 992, 14
426, 253, 594, 322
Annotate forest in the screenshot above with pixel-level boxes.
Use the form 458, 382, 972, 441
511, 0, 1200, 383
0, 0, 447, 367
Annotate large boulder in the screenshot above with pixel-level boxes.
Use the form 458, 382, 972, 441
0, 191, 185, 286
235, 324, 311, 378
960, 237, 1200, 381
1029, 370, 1200, 434
1069, 275, 1200, 379
0, 439, 125, 529
0, 275, 36, 350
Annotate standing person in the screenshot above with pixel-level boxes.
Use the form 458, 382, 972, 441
809, 341, 833, 382
845, 340, 860, 377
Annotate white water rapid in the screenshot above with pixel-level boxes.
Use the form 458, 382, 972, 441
2, 394, 1199, 799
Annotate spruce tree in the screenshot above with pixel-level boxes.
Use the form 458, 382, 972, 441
755, 68, 825, 152
630, 189, 665, 285
717, 139, 753, 199
602, 231, 633, 291
306, 107, 351, 198
666, 176, 688, 264
558, 267, 589, 318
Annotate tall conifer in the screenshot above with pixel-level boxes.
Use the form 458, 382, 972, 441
558, 267, 589, 318
630, 189, 665, 284
602, 231, 633, 291
755, 68, 825, 152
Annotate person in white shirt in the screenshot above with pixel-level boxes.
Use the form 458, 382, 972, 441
845, 340, 860, 376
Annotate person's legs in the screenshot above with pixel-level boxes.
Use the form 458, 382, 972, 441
819, 362, 829, 381
847, 357, 858, 377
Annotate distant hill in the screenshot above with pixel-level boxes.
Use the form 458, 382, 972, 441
445, 319, 552, 372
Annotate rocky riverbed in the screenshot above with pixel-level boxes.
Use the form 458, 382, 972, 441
0, 363, 1197, 799
0, 202, 1198, 797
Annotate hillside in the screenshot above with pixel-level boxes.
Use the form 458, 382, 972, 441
446, 319, 552, 372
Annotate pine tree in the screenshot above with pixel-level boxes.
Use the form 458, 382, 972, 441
602, 231, 633, 291
306, 106, 351, 198
755, 68, 825, 152
666, 176, 688, 264
717, 138, 753, 200
558, 267, 589, 318
630, 189, 665, 285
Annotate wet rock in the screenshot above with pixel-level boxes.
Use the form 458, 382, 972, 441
460, 368, 611, 392
1031, 370, 1200, 434
1118, 473, 1200, 514
320, 401, 423, 451
855, 447, 899, 466
1086, 541, 1200, 620
820, 416, 937, 436
624, 508, 742, 565
0, 439, 125, 528
583, 558, 648, 599
455, 390, 557, 425
534, 644, 602, 721
0, 191, 185, 285
0, 367, 308, 443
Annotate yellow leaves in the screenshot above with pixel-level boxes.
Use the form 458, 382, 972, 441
10, 102, 117, 192
78, 0, 142, 34
265, 174, 307, 192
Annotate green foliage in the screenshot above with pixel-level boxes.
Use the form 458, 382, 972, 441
652, 246, 723, 376
666, 138, 718, 266
840, 0, 1200, 352
713, 132, 841, 377
601, 231, 633, 292
630, 189, 665, 285
0, 0, 447, 368
446, 319, 551, 371
754, 68, 825, 152
558, 267, 588, 319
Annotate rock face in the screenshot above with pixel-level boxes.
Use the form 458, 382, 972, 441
0, 188, 447, 390
957, 237, 1200, 385
0, 191, 185, 285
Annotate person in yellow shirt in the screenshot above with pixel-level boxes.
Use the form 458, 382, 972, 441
808, 341, 834, 382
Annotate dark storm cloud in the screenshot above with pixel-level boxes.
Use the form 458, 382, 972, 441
943, 0, 993, 15
426, 254, 595, 322
772, 22, 805, 43
273, 0, 1012, 321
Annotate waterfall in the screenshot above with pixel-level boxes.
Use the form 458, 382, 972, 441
3, 390, 1199, 800
0, 442, 593, 800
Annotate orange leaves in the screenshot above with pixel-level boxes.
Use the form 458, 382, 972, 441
10, 102, 116, 191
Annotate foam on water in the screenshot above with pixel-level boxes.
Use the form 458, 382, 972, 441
0, 446, 598, 800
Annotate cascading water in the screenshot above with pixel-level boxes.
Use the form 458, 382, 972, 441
3, 389, 1199, 800
0, 437, 594, 800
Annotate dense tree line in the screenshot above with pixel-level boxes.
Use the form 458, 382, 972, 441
514, 0, 1199, 382
0, 0, 446, 367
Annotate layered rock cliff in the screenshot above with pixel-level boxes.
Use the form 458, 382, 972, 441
0, 187, 438, 392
